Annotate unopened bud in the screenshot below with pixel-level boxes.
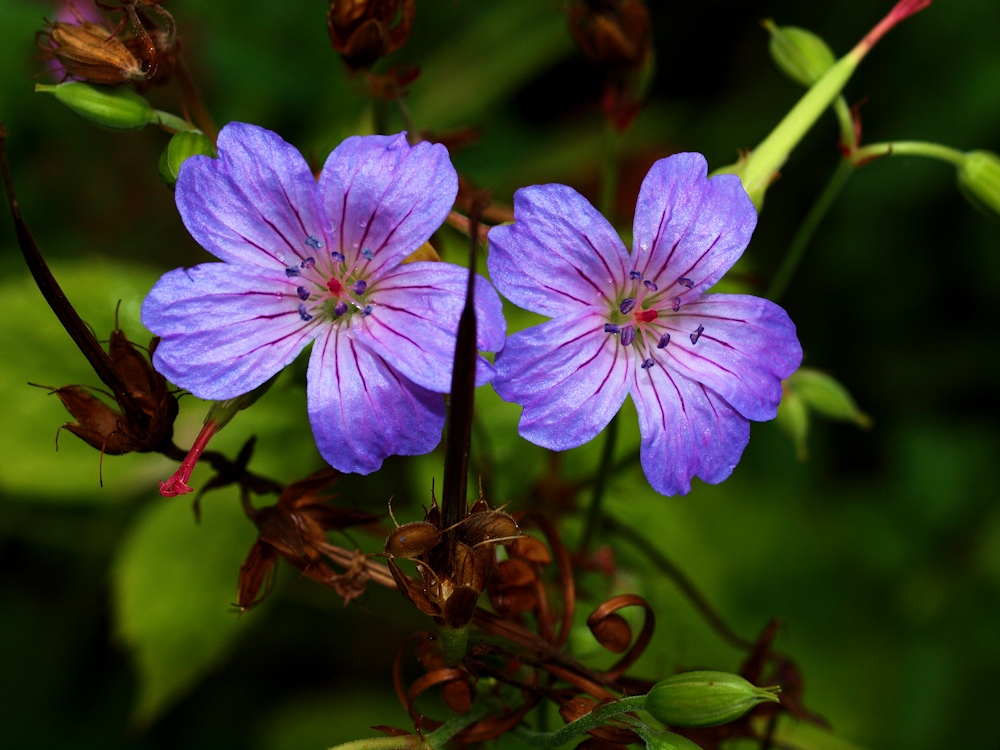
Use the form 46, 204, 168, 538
957, 150, 1000, 220
776, 384, 809, 462
644, 670, 780, 728
159, 131, 215, 187
35, 82, 154, 131
764, 20, 835, 87
327, 0, 415, 70
788, 368, 872, 429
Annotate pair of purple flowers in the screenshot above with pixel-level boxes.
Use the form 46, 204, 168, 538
142, 123, 801, 496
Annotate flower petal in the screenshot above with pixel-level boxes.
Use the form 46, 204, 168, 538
175, 122, 331, 271
631, 153, 756, 305
631, 367, 750, 496
307, 326, 445, 474
650, 294, 802, 421
142, 263, 319, 399
355, 261, 507, 392
487, 184, 630, 317
493, 313, 633, 450
318, 133, 457, 281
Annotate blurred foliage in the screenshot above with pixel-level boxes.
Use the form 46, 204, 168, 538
1, 0, 999, 749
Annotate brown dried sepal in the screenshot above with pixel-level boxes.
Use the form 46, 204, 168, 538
588, 612, 632, 654
567, 0, 652, 72
38, 18, 148, 86
327, 0, 416, 70
488, 558, 539, 616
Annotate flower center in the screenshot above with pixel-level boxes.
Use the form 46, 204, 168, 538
288, 240, 377, 324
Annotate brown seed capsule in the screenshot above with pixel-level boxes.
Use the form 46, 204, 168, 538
384, 520, 439, 558
38, 19, 148, 86
588, 612, 633, 654
567, 0, 652, 72
507, 535, 552, 565
460, 508, 520, 546
327, 0, 416, 70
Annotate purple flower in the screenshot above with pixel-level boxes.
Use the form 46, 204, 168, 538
487, 153, 802, 496
142, 123, 505, 474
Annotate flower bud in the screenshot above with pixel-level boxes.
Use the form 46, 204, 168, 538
776, 384, 809, 461
763, 20, 835, 87
957, 150, 1000, 220
38, 18, 147, 86
567, 0, 652, 72
327, 0, 416, 70
158, 131, 216, 187
35, 81, 154, 131
788, 368, 872, 429
644, 670, 780, 728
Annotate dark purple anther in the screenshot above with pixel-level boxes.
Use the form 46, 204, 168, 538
331, 251, 346, 262
305, 235, 323, 250
362, 305, 373, 317
641, 358, 655, 369
301, 257, 316, 269
678, 277, 694, 289
604, 323, 620, 334
643, 279, 658, 292
285, 267, 300, 277
656, 332, 670, 348
629, 270, 643, 281
334, 301, 349, 317
619, 297, 637, 314
296, 286, 310, 301
690, 324, 704, 345
620, 325, 635, 347
352, 279, 367, 295
298, 303, 313, 322
671, 297, 681, 312
361, 248, 375, 260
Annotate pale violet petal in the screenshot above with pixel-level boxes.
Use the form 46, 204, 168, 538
307, 326, 446, 474
142, 263, 320, 400
487, 184, 630, 317
493, 313, 633, 450
175, 122, 332, 271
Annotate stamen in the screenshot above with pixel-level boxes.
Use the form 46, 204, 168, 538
619, 297, 636, 314
327, 278, 343, 295
352, 279, 367, 295
671, 297, 681, 312
641, 358, 655, 369
620, 325, 635, 347
296, 286, 310, 301
298, 303, 313, 322
361, 248, 375, 260
656, 332, 671, 348
635, 309, 658, 323
643, 279, 658, 292
285, 267, 300, 278
305, 235, 323, 250
690, 324, 704, 345
334, 301, 348, 317
677, 277, 694, 289
331, 251, 346, 262
604, 323, 620, 334
301, 257, 316, 269
362, 305, 373, 317
629, 270, 643, 281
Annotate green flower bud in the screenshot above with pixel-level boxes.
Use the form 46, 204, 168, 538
957, 150, 1000, 220
776, 385, 810, 461
644, 732, 704, 750
159, 131, 216, 187
789, 368, 872, 429
34, 82, 154, 131
763, 21, 836, 87
644, 670, 780, 728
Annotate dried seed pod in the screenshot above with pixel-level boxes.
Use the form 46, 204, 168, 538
38, 18, 148, 85
384, 521, 439, 558
460, 508, 520, 546
589, 612, 633, 654
507, 535, 552, 565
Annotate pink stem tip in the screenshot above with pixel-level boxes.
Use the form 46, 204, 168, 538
159, 420, 219, 498
860, 0, 933, 52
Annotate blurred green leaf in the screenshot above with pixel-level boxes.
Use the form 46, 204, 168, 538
111, 491, 260, 725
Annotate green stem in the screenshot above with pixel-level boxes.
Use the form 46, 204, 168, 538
766, 158, 855, 302
832, 96, 855, 152
324, 737, 422, 750
579, 412, 619, 553
516, 695, 648, 747
599, 125, 623, 222
852, 140, 966, 167
424, 700, 494, 747
438, 624, 470, 667
151, 109, 200, 134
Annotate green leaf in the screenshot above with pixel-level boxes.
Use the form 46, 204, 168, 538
111, 490, 261, 725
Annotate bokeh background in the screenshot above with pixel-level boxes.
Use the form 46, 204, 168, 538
1, 1, 999, 748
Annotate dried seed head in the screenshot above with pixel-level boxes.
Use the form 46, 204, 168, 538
567, 0, 652, 72
38, 18, 148, 86
327, 0, 415, 70
588, 612, 633, 653
384, 520, 439, 558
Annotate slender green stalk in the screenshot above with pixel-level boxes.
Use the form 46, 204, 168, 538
516, 695, 647, 747
767, 158, 855, 302
852, 140, 966, 167
579, 412, 619, 553
151, 109, 200, 134
599, 125, 623, 222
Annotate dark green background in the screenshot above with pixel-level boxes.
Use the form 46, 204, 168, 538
1, 1, 998, 748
